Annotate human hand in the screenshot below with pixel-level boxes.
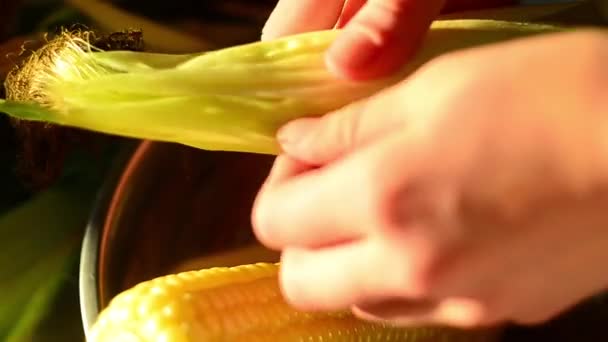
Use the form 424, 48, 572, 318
252, 30, 608, 328
261, 0, 515, 80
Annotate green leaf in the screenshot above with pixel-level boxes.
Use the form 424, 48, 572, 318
1, 21, 563, 155
0, 167, 103, 341
0, 100, 58, 123
5, 239, 79, 342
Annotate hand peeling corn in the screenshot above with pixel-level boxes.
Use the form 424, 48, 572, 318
0, 11, 576, 342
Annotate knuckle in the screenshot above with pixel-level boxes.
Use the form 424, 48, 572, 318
365, 177, 397, 235
380, 183, 424, 231
348, 19, 391, 48
372, 188, 460, 299
349, 0, 410, 45
387, 240, 443, 298
323, 102, 363, 153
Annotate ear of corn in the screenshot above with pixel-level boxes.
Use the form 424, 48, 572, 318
88, 263, 500, 342
0, 19, 562, 155
171, 244, 280, 273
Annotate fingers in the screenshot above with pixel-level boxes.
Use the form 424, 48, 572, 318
279, 237, 429, 311
254, 125, 420, 251
326, 0, 446, 80
351, 298, 437, 323
261, 0, 346, 41
277, 82, 406, 165
262, 154, 313, 187
335, 0, 367, 28
353, 296, 491, 328
263, 0, 446, 79
279, 228, 446, 312
279, 242, 378, 311
252, 145, 381, 250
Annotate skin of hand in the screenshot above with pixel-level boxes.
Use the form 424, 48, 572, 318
261, 0, 516, 80
251, 30, 608, 328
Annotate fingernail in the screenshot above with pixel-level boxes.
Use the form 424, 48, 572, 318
277, 119, 317, 149
326, 29, 381, 78
354, 298, 436, 320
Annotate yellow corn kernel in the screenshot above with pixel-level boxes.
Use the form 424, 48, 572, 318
89, 263, 500, 342
171, 244, 280, 273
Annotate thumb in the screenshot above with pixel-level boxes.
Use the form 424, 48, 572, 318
276, 84, 405, 165
327, 0, 445, 80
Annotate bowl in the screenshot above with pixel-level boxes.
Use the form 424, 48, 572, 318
79, 140, 277, 337
79, 141, 608, 341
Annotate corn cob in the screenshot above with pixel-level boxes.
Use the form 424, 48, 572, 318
0, 19, 563, 155
88, 263, 499, 342
171, 244, 280, 273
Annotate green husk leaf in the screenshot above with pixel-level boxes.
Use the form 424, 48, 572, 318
1, 19, 564, 155
0, 99, 55, 122
0, 148, 115, 342
4, 239, 78, 342
0, 163, 106, 341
